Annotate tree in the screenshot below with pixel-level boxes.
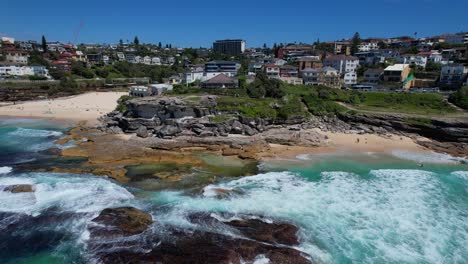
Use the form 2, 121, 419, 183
158, 42, 162, 48
119, 39, 123, 46
377, 41, 388, 49
169, 44, 172, 49
41, 35, 47, 53
449, 86, 468, 110
134, 36, 140, 46
351, 32, 362, 55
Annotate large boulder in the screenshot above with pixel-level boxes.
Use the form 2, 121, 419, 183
158, 125, 181, 138
231, 120, 244, 134
136, 126, 149, 138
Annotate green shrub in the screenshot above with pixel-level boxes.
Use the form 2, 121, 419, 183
449, 86, 468, 110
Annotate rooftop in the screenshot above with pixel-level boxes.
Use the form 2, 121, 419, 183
384, 64, 409, 71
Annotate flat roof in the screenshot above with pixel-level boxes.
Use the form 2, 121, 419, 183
384, 64, 409, 71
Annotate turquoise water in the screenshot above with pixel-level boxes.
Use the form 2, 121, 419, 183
0, 118, 467, 263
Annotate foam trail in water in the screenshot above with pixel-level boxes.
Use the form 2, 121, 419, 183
391, 150, 467, 164
8, 127, 63, 138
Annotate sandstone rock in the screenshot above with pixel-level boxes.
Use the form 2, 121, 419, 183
3, 184, 34, 193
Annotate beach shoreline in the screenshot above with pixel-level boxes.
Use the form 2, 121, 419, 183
0, 91, 127, 126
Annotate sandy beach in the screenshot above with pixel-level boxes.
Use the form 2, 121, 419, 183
267, 129, 429, 159
0, 92, 127, 125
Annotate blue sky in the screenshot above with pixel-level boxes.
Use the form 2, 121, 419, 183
2, 0, 467, 47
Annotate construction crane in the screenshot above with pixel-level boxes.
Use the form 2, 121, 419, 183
72, 20, 84, 45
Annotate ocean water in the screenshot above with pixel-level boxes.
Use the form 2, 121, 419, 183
0, 118, 467, 264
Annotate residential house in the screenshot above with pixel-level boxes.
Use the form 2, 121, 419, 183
439, 64, 467, 89
4, 50, 29, 64
277, 45, 314, 60
129, 86, 153, 97
397, 54, 428, 68
143, 56, 152, 65
302, 67, 341, 88
151, 57, 161, 65
134, 56, 142, 64
355, 51, 385, 66
363, 69, 384, 83
166, 75, 183, 85
0, 65, 49, 77
72, 51, 87, 62
263, 64, 280, 79
86, 54, 103, 64
383, 64, 411, 88
344, 72, 357, 86
320, 67, 342, 88
126, 53, 136, 63
332, 41, 351, 55
248, 62, 264, 74
279, 65, 299, 78
204, 61, 240, 79
323, 55, 359, 75
202, 73, 239, 89
184, 71, 205, 84
358, 42, 379, 52
116, 52, 125, 61
302, 69, 321, 86
281, 77, 303, 85
297, 56, 323, 71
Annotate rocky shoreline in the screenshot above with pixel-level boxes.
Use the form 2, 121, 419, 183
99, 95, 468, 158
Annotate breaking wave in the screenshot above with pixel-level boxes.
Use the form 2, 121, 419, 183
152, 169, 468, 263
0, 166, 12, 175
0, 172, 134, 216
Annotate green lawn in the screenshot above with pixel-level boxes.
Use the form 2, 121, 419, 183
350, 92, 459, 115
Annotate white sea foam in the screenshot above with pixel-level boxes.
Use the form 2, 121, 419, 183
0, 166, 13, 174
8, 127, 63, 138
0, 173, 134, 216
154, 169, 467, 263
451, 171, 468, 181
391, 150, 466, 164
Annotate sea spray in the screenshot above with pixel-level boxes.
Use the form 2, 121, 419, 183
150, 169, 468, 263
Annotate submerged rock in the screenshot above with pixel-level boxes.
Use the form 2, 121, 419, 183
90, 207, 153, 238
3, 184, 35, 193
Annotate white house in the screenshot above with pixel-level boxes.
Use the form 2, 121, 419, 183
358, 42, 379, 52
134, 56, 142, 64
143, 56, 152, 65
5, 51, 29, 64
0, 65, 49, 77
397, 55, 428, 68
151, 57, 161, 65
344, 72, 357, 86
323, 55, 359, 75
116, 52, 125, 61
184, 71, 205, 84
